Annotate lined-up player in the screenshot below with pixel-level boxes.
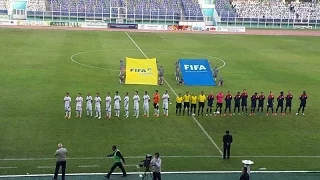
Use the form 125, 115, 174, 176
143, 91, 150, 117
296, 91, 307, 115
105, 92, 112, 119
63, 93, 71, 119
94, 93, 102, 119
257, 92, 265, 114
114, 91, 121, 117
123, 92, 129, 118
206, 92, 214, 116
215, 91, 224, 114
224, 91, 232, 116
162, 90, 170, 117
75, 93, 83, 118
233, 92, 241, 115
285, 90, 293, 114
176, 93, 183, 116
250, 92, 258, 115
153, 90, 160, 117
133, 91, 140, 118
190, 93, 197, 116
86, 93, 93, 117
266, 92, 274, 115
240, 89, 248, 115
276, 92, 285, 115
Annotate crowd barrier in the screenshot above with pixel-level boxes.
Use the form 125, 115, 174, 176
1, 20, 250, 33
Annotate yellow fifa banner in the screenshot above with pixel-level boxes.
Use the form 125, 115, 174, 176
125, 57, 158, 85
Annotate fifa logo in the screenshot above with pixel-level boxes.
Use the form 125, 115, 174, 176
130, 68, 152, 76
184, 65, 207, 71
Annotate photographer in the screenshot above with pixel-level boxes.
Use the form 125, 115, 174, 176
150, 152, 162, 180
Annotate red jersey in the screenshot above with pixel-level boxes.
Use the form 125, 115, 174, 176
216, 93, 224, 103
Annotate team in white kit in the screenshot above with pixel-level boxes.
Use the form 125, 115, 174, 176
63, 90, 169, 119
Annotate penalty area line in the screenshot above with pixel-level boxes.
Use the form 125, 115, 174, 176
125, 32, 223, 156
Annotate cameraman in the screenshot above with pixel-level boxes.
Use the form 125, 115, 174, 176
150, 152, 162, 180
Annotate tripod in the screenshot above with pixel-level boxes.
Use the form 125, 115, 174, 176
141, 166, 153, 180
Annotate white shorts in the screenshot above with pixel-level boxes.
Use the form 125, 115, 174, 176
124, 104, 129, 111
86, 104, 92, 111
65, 105, 71, 111
134, 103, 139, 111
76, 105, 82, 111
143, 103, 149, 110
163, 103, 169, 110
95, 105, 101, 112
106, 104, 111, 112
114, 103, 120, 110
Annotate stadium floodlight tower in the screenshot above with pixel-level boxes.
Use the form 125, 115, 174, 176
110, 0, 127, 24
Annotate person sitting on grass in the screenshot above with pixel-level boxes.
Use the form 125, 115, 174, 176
218, 77, 224, 86
179, 78, 184, 86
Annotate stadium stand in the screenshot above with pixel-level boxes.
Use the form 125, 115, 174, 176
181, 0, 203, 20
27, 0, 46, 11
0, 0, 8, 10
216, 0, 320, 23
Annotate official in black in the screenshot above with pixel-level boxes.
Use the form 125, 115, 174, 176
239, 167, 250, 180
223, 130, 233, 159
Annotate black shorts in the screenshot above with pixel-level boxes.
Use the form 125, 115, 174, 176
199, 102, 205, 108
286, 103, 292, 107
184, 102, 190, 108
299, 103, 306, 107
258, 104, 264, 107
207, 102, 213, 107
241, 102, 247, 106
225, 104, 231, 108
153, 103, 159, 109
251, 104, 256, 108
235, 103, 240, 108
277, 103, 283, 108
267, 104, 273, 108
191, 103, 196, 109
216, 103, 223, 108
176, 103, 182, 109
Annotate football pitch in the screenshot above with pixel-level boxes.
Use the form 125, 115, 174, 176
0, 28, 320, 178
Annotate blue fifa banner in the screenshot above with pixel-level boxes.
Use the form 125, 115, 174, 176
179, 59, 216, 86
108, 23, 138, 29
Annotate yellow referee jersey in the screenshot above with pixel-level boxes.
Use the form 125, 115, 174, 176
183, 94, 191, 102
198, 94, 206, 102
191, 96, 197, 104
176, 97, 183, 103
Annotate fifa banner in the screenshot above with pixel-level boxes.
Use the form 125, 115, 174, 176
125, 57, 158, 85
179, 59, 216, 86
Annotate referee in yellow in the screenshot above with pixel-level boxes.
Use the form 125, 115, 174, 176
198, 91, 206, 116
190, 93, 197, 116
176, 93, 183, 116
183, 91, 191, 116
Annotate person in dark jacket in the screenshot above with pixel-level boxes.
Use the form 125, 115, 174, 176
239, 167, 250, 180
223, 130, 233, 159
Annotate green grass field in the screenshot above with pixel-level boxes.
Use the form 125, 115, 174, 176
0, 28, 320, 177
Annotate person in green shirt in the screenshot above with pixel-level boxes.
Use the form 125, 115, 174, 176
105, 145, 127, 179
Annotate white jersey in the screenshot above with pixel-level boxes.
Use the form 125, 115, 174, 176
94, 96, 102, 107
76, 97, 83, 107
143, 95, 150, 104
114, 95, 121, 110
105, 96, 112, 109
64, 96, 71, 107
124, 96, 129, 110
86, 96, 93, 106
162, 94, 170, 104
133, 95, 140, 104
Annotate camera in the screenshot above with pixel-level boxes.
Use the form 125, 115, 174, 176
139, 154, 152, 168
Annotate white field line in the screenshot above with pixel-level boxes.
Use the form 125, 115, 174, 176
78, 165, 99, 168
0, 167, 17, 169
1, 155, 320, 161
37, 166, 55, 169
125, 32, 223, 155
2, 171, 320, 178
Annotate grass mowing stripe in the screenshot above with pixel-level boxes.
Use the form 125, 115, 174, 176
125, 32, 224, 156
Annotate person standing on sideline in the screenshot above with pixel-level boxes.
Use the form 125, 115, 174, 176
105, 145, 127, 179
151, 152, 162, 180
223, 130, 233, 159
53, 143, 67, 180
239, 167, 250, 180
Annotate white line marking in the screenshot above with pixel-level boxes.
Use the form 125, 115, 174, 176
70, 49, 226, 71
1, 155, 320, 161
0, 167, 17, 169
1, 171, 320, 177
78, 165, 99, 168
125, 32, 223, 155
37, 166, 55, 169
